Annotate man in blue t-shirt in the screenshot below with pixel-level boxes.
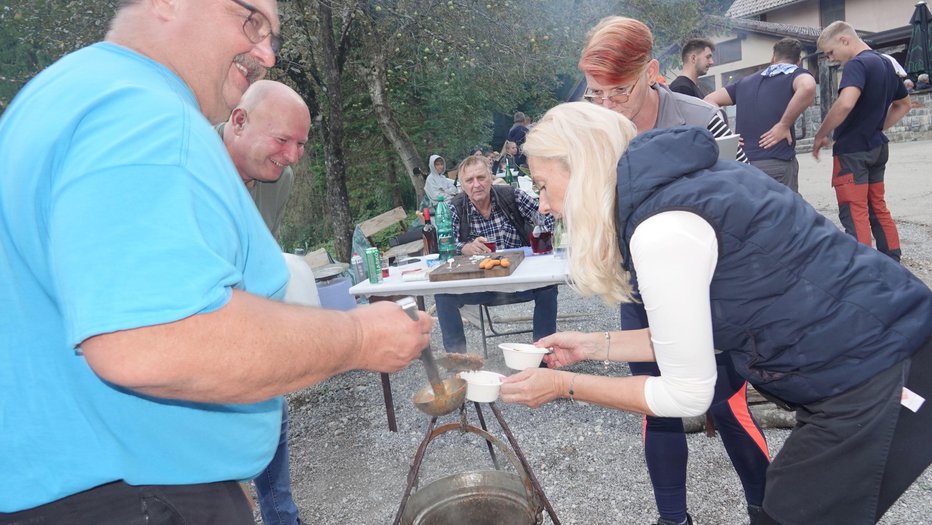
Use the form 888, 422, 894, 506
0, 1, 431, 521
705, 38, 816, 192
813, 21, 911, 261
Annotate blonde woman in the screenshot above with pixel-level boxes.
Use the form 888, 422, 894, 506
500, 102, 932, 525
553, 15, 762, 525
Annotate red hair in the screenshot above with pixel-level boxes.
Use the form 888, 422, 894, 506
578, 17, 654, 85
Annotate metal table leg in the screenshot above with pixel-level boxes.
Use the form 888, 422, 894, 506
380, 372, 397, 432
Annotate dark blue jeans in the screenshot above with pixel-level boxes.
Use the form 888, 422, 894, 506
434, 285, 558, 353
254, 401, 302, 525
0, 480, 253, 524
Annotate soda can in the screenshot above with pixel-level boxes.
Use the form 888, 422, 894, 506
364, 247, 382, 284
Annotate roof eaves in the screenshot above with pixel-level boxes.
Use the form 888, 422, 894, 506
725, 0, 808, 19
711, 15, 822, 43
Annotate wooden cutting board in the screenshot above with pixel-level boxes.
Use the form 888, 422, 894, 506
428, 250, 525, 282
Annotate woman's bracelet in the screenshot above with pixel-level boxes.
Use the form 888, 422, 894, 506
567, 373, 579, 403
603, 330, 611, 367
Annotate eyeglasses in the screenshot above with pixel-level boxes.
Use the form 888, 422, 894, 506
583, 75, 641, 105
230, 0, 283, 55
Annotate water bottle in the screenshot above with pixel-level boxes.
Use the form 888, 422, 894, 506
351, 252, 366, 283
435, 195, 456, 261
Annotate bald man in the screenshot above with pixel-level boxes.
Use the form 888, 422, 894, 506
221, 80, 311, 237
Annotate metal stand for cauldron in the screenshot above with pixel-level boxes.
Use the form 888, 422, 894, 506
393, 402, 560, 525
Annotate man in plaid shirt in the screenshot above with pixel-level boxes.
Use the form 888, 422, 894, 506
435, 156, 558, 354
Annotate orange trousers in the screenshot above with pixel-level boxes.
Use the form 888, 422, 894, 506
832, 144, 901, 261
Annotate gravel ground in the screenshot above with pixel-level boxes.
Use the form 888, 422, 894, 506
263, 246, 930, 525
258, 145, 932, 524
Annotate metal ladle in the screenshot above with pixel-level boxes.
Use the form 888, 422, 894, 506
397, 297, 466, 416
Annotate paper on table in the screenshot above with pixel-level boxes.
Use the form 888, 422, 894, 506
715, 135, 740, 161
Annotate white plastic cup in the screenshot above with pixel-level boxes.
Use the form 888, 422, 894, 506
499, 342, 549, 370
459, 371, 505, 402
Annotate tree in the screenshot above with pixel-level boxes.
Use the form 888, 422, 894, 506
0, 0, 117, 112
273, 0, 617, 260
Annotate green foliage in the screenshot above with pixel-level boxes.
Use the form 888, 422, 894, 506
0, 0, 117, 112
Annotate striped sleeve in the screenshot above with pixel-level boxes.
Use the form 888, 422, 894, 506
706, 113, 748, 163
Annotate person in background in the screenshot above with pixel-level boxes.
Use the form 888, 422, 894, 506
904, 78, 916, 92
507, 111, 532, 167
573, 16, 764, 525
220, 79, 310, 525
0, 0, 431, 520
506, 100, 931, 525
221, 80, 308, 236
813, 21, 911, 262
487, 150, 502, 172
499, 140, 519, 171
705, 38, 816, 192
434, 156, 557, 355
670, 38, 716, 98
916, 73, 931, 90
423, 153, 458, 211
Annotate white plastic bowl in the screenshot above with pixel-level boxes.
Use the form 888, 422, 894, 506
499, 342, 548, 370
459, 371, 505, 403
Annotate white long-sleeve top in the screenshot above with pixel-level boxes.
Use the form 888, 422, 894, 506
631, 211, 720, 417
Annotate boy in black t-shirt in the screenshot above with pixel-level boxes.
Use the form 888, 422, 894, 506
813, 21, 911, 261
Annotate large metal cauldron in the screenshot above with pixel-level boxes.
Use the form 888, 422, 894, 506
401, 470, 537, 525
397, 422, 543, 525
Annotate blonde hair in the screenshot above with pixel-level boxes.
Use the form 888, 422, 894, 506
523, 102, 638, 306
817, 20, 858, 50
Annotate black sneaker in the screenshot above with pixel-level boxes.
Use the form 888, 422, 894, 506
656, 514, 693, 525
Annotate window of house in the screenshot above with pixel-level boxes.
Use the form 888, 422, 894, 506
698, 76, 716, 93
820, 0, 845, 27
721, 64, 767, 87
714, 39, 742, 65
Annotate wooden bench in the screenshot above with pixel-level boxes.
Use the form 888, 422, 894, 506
357, 206, 423, 262
302, 247, 332, 270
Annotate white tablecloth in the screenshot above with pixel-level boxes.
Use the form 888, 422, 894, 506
348, 251, 570, 298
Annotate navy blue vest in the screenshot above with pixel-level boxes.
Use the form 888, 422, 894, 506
616, 126, 932, 404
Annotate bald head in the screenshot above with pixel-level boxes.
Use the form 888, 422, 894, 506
224, 81, 311, 186
235, 80, 303, 115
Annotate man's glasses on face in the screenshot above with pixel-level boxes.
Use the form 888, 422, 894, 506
230, 0, 283, 56
583, 75, 641, 105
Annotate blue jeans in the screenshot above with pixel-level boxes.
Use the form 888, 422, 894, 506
434, 285, 558, 353
254, 401, 302, 525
